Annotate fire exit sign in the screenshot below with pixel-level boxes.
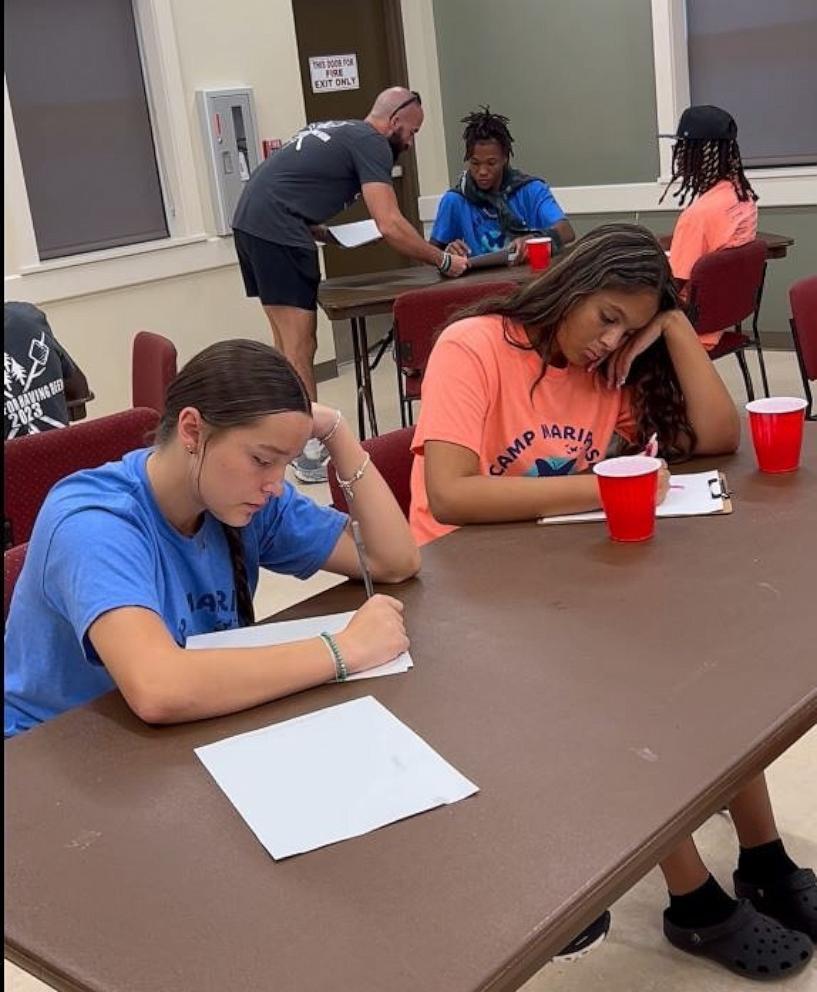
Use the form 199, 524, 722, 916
309, 54, 360, 93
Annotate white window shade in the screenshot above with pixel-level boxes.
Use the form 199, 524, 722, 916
686, 0, 817, 168
5, 0, 168, 260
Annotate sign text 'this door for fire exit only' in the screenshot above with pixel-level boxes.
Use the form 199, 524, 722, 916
309, 54, 360, 93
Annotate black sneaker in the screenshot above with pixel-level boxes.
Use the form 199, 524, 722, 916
552, 910, 612, 963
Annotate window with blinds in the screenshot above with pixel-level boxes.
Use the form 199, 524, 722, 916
5, 0, 169, 260
686, 0, 817, 168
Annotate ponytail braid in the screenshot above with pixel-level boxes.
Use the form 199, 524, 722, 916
222, 524, 255, 626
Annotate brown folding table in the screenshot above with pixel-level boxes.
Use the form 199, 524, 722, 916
5, 430, 816, 992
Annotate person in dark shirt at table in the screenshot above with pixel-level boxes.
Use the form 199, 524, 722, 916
232, 87, 467, 484
4, 301, 90, 441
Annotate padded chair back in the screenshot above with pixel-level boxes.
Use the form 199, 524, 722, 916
393, 279, 518, 377
4, 542, 28, 622
687, 240, 767, 335
132, 331, 178, 414
4, 407, 160, 547
789, 276, 817, 380
328, 426, 416, 517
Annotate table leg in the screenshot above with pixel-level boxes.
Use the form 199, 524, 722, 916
357, 317, 379, 437
350, 317, 366, 439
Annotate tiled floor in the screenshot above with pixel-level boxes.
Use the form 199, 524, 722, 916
6, 349, 815, 992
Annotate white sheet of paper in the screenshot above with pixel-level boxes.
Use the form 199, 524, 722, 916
195, 696, 478, 859
538, 470, 724, 525
186, 611, 412, 681
326, 219, 382, 248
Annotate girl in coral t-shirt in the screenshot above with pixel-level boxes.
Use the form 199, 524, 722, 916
409, 224, 815, 979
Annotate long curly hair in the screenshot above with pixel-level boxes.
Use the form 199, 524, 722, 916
452, 223, 697, 461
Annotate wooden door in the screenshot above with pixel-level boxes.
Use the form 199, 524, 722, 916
291, 0, 421, 279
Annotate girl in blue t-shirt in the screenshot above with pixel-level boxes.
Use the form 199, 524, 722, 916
430, 106, 575, 263
4, 339, 419, 737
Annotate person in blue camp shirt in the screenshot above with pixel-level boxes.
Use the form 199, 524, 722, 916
4, 339, 419, 738
430, 106, 575, 264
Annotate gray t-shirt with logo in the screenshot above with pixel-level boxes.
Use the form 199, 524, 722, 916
232, 120, 393, 249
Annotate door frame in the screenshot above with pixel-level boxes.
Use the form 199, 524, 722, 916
380, 0, 421, 232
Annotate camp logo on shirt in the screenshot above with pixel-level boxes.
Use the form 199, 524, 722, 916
4, 333, 67, 437
488, 422, 602, 476
176, 589, 239, 644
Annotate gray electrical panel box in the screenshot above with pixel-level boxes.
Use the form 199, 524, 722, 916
196, 88, 261, 235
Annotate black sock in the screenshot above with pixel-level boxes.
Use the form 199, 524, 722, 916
666, 874, 738, 929
737, 838, 799, 885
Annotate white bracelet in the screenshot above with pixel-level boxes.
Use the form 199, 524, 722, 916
336, 452, 371, 502
318, 409, 343, 444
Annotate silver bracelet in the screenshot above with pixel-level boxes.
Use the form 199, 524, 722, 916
318, 409, 343, 445
336, 452, 371, 502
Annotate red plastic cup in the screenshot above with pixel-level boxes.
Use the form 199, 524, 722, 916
527, 237, 552, 271
593, 455, 661, 542
746, 397, 808, 473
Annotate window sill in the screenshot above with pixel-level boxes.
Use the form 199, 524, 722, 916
5, 234, 240, 305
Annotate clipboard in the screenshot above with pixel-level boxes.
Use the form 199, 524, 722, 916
467, 247, 512, 270
537, 469, 732, 526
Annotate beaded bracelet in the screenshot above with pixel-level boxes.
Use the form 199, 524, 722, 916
336, 452, 371, 502
319, 631, 348, 682
318, 409, 343, 445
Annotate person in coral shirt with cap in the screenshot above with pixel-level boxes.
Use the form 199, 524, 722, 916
660, 105, 759, 351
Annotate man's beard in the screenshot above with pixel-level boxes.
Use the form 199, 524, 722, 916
387, 134, 405, 163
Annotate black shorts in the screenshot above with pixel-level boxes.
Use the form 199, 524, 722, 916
233, 230, 321, 310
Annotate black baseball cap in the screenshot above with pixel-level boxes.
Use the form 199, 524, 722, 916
659, 105, 738, 141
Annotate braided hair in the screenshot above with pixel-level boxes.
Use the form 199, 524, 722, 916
661, 137, 757, 208
452, 223, 697, 461
461, 106, 514, 159
156, 340, 310, 627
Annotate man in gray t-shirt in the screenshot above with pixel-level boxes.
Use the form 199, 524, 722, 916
231, 87, 467, 483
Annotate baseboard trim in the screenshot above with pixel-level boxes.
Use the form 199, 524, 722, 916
760, 332, 794, 352
315, 358, 338, 383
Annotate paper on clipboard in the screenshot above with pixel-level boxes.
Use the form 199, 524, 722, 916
326, 219, 382, 248
537, 470, 732, 526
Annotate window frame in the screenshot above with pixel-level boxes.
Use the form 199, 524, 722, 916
650, 0, 817, 186
3, 0, 207, 292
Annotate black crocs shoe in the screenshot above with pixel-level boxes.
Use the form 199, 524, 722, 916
552, 910, 611, 963
664, 898, 813, 980
735, 867, 817, 941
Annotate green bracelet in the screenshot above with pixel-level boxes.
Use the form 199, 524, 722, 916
320, 631, 348, 682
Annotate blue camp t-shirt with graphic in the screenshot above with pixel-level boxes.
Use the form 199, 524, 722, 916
430, 180, 566, 256
4, 448, 347, 736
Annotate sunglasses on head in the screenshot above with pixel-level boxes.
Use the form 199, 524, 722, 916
389, 91, 422, 120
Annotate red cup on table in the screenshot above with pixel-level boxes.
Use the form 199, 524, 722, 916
592, 455, 662, 542
745, 397, 808, 473
527, 237, 552, 272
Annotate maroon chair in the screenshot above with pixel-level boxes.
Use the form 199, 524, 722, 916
393, 279, 518, 425
328, 426, 416, 517
789, 275, 817, 420
132, 330, 178, 415
4, 542, 28, 622
4, 407, 159, 548
686, 240, 769, 402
